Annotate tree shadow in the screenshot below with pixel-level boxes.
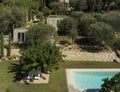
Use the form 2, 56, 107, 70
79, 45, 103, 53
8, 62, 26, 82
86, 89, 100, 92
114, 49, 120, 58
75, 38, 103, 53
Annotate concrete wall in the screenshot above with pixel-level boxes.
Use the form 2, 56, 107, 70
13, 27, 28, 42
60, 0, 69, 3
47, 17, 63, 27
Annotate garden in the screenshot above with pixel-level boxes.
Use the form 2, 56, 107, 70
0, 61, 120, 92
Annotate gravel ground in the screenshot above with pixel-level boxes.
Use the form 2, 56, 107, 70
61, 45, 117, 62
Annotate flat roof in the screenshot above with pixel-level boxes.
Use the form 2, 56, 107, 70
14, 27, 28, 32
47, 15, 63, 18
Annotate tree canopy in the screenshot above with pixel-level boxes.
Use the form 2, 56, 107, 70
75, 0, 87, 11
88, 22, 115, 46
26, 23, 56, 45
101, 73, 120, 92
57, 16, 77, 35
69, 0, 120, 12
20, 44, 63, 74
101, 14, 120, 32
0, 6, 12, 33
79, 14, 97, 36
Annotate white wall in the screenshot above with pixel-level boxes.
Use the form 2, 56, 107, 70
47, 17, 63, 26
13, 28, 28, 42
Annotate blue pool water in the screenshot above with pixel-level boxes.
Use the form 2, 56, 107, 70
73, 71, 118, 89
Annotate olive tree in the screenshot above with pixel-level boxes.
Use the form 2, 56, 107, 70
87, 0, 96, 12
68, 29, 78, 43
12, 6, 27, 28
26, 23, 56, 45
0, 6, 12, 33
79, 14, 97, 36
102, 14, 120, 32
75, 0, 87, 11
42, 7, 51, 17
70, 11, 84, 21
88, 22, 115, 46
57, 17, 77, 35
57, 17, 78, 43
50, 2, 68, 15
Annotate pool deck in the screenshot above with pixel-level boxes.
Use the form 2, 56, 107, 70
66, 69, 120, 92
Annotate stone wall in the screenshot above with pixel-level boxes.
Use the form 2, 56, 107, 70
62, 50, 116, 62
4, 48, 20, 57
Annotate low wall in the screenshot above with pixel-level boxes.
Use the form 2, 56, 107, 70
4, 48, 21, 56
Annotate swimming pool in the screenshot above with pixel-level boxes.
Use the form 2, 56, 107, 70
73, 71, 118, 89
66, 69, 120, 92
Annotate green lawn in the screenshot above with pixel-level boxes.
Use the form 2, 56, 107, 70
0, 61, 120, 92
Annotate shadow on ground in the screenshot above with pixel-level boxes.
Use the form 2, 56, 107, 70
86, 89, 100, 92
8, 62, 25, 82
79, 45, 104, 53
75, 38, 104, 53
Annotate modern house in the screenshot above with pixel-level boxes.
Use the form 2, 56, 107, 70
13, 27, 28, 43
46, 15, 63, 30
60, 0, 69, 3
13, 15, 62, 43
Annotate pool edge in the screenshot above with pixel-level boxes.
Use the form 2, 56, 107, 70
66, 69, 120, 92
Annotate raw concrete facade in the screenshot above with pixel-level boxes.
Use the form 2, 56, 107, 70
13, 27, 28, 43
47, 15, 63, 30
47, 15, 63, 26
60, 0, 69, 3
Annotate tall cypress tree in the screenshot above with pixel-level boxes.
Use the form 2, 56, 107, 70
0, 34, 1, 58
39, 0, 45, 11
28, 0, 32, 21
7, 32, 11, 57
0, 32, 4, 58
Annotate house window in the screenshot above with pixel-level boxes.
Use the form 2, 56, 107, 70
18, 32, 25, 43
57, 20, 61, 24
21, 33, 24, 42
18, 33, 21, 42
